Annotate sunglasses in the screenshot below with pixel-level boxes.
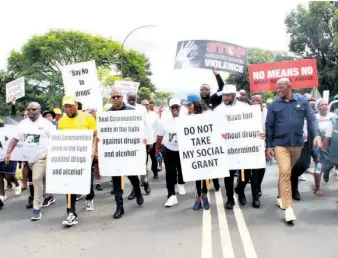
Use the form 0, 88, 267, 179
27, 108, 38, 112
111, 96, 122, 99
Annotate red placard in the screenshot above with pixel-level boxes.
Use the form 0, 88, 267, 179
248, 59, 318, 92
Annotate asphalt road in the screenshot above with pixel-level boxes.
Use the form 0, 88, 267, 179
1, 164, 338, 258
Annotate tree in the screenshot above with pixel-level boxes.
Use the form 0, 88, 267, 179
226, 48, 294, 93
285, 2, 338, 94
137, 87, 152, 101
7, 29, 155, 108
0, 70, 49, 121
153, 91, 174, 102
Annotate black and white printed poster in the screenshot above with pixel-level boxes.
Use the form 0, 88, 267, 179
174, 40, 247, 75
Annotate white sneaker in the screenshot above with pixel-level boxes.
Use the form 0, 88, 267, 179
85, 200, 94, 211
177, 184, 186, 195
62, 213, 78, 226
285, 207, 296, 222
0, 195, 7, 202
299, 174, 306, 181
276, 198, 285, 210
165, 195, 178, 207
14, 181, 22, 195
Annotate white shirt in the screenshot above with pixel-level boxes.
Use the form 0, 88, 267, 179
316, 112, 335, 138
14, 116, 55, 163
157, 117, 179, 151
146, 111, 159, 144
213, 99, 248, 115
325, 122, 334, 138
303, 120, 308, 142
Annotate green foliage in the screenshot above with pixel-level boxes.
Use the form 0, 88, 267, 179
137, 87, 152, 100
0, 70, 49, 120
153, 91, 173, 101
226, 48, 294, 93
285, 2, 338, 94
7, 29, 155, 109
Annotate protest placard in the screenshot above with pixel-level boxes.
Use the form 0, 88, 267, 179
177, 113, 229, 181
46, 130, 93, 195
248, 59, 318, 92
6, 77, 25, 103
61, 60, 102, 110
112, 81, 140, 99
215, 105, 265, 169
0, 126, 26, 161
174, 40, 247, 75
323, 90, 330, 103
97, 110, 146, 176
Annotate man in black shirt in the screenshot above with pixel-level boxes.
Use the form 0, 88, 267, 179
200, 69, 225, 191
107, 89, 144, 219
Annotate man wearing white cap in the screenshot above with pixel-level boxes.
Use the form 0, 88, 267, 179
214, 85, 248, 210
155, 97, 186, 207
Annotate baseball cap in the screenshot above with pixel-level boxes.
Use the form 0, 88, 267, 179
184, 93, 201, 105
169, 98, 181, 107
62, 95, 77, 106
53, 108, 62, 115
222, 85, 237, 94
42, 110, 56, 119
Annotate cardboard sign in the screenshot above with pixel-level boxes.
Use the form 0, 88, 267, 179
97, 110, 146, 176
112, 81, 140, 99
0, 126, 26, 161
6, 77, 25, 103
248, 59, 318, 92
46, 130, 93, 195
174, 40, 247, 75
177, 113, 229, 181
61, 61, 102, 110
214, 105, 266, 169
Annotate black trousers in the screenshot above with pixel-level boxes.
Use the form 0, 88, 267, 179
147, 143, 158, 177
66, 163, 95, 215
162, 147, 184, 198
196, 180, 208, 196
224, 170, 237, 199
236, 168, 266, 198
291, 142, 311, 192
112, 175, 141, 206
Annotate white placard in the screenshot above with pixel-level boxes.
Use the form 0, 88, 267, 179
46, 130, 93, 195
6, 77, 25, 103
323, 90, 330, 103
177, 113, 230, 181
97, 110, 146, 176
216, 105, 265, 169
0, 126, 26, 161
112, 80, 140, 99
61, 60, 102, 110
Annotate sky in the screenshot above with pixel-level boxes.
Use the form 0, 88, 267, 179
0, 0, 308, 94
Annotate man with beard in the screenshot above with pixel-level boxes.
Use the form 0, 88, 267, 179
200, 69, 225, 191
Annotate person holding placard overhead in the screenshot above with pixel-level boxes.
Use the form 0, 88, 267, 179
184, 93, 211, 210
108, 89, 144, 219
4, 102, 55, 221
265, 78, 321, 223
57, 95, 97, 227
155, 97, 186, 207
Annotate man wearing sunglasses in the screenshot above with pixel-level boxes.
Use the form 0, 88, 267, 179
108, 89, 144, 219
5, 102, 55, 221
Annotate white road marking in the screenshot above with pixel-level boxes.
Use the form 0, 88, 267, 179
201, 193, 212, 258
233, 196, 258, 258
215, 190, 235, 258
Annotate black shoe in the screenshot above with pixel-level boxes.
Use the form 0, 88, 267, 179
143, 182, 151, 194
292, 190, 301, 201
252, 197, 260, 208
26, 196, 33, 209
128, 190, 136, 200
43, 196, 56, 207
96, 184, 103, 191
238, 194, 246, 205
0, 199, 4, 209
110, 188, 115, 195
225, 199, 235, 210
136, 195, 144, 206
153, 174, 159, 179
113, 206, 125, 219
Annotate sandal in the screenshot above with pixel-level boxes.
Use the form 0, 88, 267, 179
314, 189, 324, 196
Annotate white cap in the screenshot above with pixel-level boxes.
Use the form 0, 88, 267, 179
169, 98, 181, 107
222, 84, 237, 94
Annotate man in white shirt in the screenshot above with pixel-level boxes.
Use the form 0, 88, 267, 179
5, 102, 55, 221
127, 93, 151, 198
161, 97, 189, 121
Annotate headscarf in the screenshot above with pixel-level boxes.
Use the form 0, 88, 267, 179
315, 98, 325, 112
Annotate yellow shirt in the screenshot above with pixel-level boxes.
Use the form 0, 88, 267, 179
58, 111, 96, 131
